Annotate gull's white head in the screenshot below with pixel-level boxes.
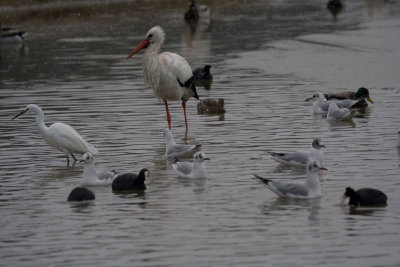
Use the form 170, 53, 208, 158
81, 152, 94, 163
305, 92, 327, 102
307, 158, 327, 173
312, 138, 326, 150
193, 152, 210, 162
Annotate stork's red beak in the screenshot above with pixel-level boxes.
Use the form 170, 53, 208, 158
126, 39, 150, 59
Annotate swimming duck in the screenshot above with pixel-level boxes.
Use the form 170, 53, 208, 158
325, 87, 373, 108
197, 98, 226, 114
341, 187, 388, 207
193, 65, 213, 89
184, 0, 210, 28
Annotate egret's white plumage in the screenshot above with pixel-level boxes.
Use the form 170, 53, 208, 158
255, 159, 326, 199
164, 129, 201, 158
80, 152, 116, 186
172, 152, 209, 178
268, 139, 325, 167
127, 26, 198, 139
12, 104, 98, 165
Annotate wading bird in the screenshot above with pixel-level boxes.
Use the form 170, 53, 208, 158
12, 104, 98, 165
126, 26, 199, 139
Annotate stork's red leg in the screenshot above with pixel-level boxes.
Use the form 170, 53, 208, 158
164, 100, 171, 129
182, 100, 188, 139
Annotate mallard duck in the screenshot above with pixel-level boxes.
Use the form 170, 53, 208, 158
341, 187, 388, 207
325, 87, 373, 108
197, 98, 226, 114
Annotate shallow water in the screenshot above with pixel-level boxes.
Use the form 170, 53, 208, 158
1, 0, 400, 266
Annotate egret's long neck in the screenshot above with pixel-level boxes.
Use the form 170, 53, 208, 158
83, 162, 98, 181
34, 109, 49, 138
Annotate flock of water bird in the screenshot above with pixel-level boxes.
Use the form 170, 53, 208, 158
8, 0, 396, 208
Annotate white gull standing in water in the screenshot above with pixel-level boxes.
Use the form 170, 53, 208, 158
126, 26, 199, 140
164, 129, 201, 158
172, 152, 209, 178
254, 159, 327, 199
80, 152, 117, 186
12, 104, 98, 165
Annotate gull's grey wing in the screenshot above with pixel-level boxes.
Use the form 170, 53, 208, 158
330, 108, 351, 119
269, 180, 309, 197
269, 150, 310, 165
96, 170, 115, 181
167, 144, 201, 157
174, 162, 193, 175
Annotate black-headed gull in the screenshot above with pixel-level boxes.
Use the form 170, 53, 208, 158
80, 152, 117, 186
164, 129, 201, 158
172, 152, 209, 178
268, 138, 325, 167
254, 159, 327, 199
327, 102, 353, 121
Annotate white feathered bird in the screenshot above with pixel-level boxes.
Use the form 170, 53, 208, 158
126, 26, 199, 139
12, 104, 98, 165
172, 152, 209, 178
80, 152, 116, 185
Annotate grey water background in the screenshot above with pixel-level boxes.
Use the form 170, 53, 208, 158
1, 0, 400, 266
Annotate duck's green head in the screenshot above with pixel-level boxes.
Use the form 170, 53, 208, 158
356, 87, 373, 103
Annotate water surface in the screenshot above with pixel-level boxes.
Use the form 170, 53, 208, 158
1, 1, 400, 266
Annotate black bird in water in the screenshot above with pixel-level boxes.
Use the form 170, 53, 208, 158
342, 187, 388, 207
193, 65, 213, 89
67, 187, 95, 202
327, 0, 343, 18
112, 168, 149, 192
